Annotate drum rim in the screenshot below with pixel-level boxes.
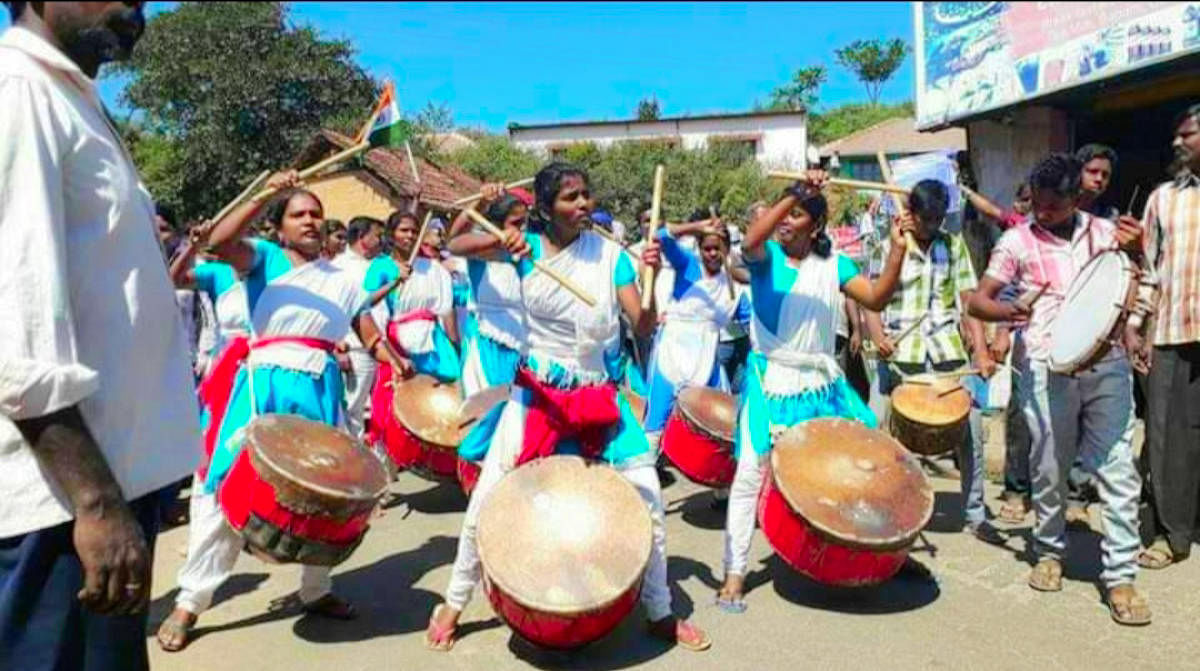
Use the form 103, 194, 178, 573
1048, 250, 1136, 374
676, 386, 737, 444
890, 383, 970, 428
768, 419, 934, 551
247, 414, 389, 504
476, 455, 654, 615
391, 374, 464, 449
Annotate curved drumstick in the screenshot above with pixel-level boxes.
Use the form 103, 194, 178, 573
452, 177, 535, 207
462, 208, 596, 307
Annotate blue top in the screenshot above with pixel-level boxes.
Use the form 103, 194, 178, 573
744, 240, 858, 334
193, 260, 239, 303
363, 255, 401, 313
244, 239, 296, 313
516, 232, 636, 286
657, 229, 752, 326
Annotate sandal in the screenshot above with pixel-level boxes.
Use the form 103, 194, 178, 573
301, 593, 357, 620
156, 609, 197, 653
425, 604, 457, 652
997, 495, 1030, 524
1137, 541, 1174, 570
1106, 584, 1152, 626
1065, 505, 1090, 529
714, 593, 747, 614
648, 616, 712, 652
1028, 559, 1063, 592
969, 521, 1007, 546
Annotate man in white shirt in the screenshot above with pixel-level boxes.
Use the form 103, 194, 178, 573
331, 216, 384, 438
0, 3, 200, 669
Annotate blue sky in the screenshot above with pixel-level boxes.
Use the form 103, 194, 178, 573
7, 2, 917, 132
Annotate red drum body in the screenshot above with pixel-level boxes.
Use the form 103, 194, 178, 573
477, 456, 652, 650
456, 457, 481, 496
218, 414, 388, 566
661, 387, 738, 488
391, 375, 467, 479
757, 418, 933, 587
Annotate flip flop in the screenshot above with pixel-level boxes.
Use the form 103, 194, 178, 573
1106, 584, 1152, 626
156, 612, 196, 653
1137, 541, 1174, 570
648, 617, 712, 652
997, 494, 1030, 524
425, 604, 457, 652
301, 593, 357, 620
714, 594, 747, 614
1028, 559, 1063, 592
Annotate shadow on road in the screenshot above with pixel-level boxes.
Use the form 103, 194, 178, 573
292, 534, 459, 643
386, 479, 468, 515
145, 572, 271, 637
504, 604, 672, 671
666, 490, 727, 531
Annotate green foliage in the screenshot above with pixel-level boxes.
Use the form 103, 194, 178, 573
447, 135, 541, 184
769, 66, 826, 111
110, 1, 377, 220
407, 100, 455, 160
834, 38, 910, 106
808, 101, 914, 145
636, 97, 661, 121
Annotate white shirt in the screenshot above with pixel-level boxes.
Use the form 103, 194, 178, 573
331, 247, 374, 350
0, 27, 200, 537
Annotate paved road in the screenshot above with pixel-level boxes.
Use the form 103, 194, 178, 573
149, 448, 1197, 671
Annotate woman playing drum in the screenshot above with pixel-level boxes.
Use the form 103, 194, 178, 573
715, 172, 911, 612
643, 215, 750, 454
427, 162, 711, 652
156, 172, 405, 651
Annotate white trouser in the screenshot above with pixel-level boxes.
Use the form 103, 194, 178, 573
174, 474, 333, 614
343, 348, 377, 439
444, 435, 673, 621
722, 438, 765, 577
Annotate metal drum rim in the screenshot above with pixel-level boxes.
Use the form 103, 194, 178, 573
768, 419, 934, 551
391, 375, 464, 449
676, 387, 736, 445
476, 455, 654, 616
247, 414, 389, 504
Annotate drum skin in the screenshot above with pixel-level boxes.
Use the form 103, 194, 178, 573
477, 456, 652, 649
889, 382, 970, 456
661, 387, 738, 488
1048, 250, 1139, 374
218, 414, 388, 566
391, 375, 466, 479
758, 418, 934, 587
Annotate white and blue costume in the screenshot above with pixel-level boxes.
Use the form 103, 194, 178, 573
363, 255, 461, 381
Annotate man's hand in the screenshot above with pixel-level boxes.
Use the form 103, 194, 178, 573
640, 239, 663, 271
1124, 323, 1153, 375
73, 500, 151, 615
501, 227, 531, 260
973, 349, 998, 379
873, 334, 896, 360
989, 327, 1012, 362
849, 330, 863, 356
1003, 301, 1032, 324
1116, 215, 1145, 256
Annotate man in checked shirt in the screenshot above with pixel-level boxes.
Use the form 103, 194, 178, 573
864, 179, 1002, 547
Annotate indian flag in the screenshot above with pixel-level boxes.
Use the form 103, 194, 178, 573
358, 81, 412, 148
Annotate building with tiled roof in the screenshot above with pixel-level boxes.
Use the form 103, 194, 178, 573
819, 116, 966, 182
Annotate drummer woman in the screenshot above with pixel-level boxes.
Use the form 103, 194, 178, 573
715, 173, 910, 612
156, 172, 408, 651
363, 211, 461, 454
427, 162, 711, 652
643, 215, 751, 454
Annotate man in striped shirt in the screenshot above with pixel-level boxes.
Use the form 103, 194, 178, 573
865, 180, 1000, 546
1133, 103, 1200, 572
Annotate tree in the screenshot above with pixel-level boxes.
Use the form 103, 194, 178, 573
448, 135, 541, 184
835, 39, 909, 106
636, 97, 661, 121
110, 2, 377, 220
808, 101, 914, 145
407, 101, 455, 160
769, 66, 826, 111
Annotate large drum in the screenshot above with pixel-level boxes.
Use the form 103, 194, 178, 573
391, 375, 468, 479
218, 414, 388, 566
1049, 250, 1141, 374
889, 381, 971, 456
758, 418, 933, 587
662, 387, 738, 487
477, 456, 652, 649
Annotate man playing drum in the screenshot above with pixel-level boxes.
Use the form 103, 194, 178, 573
864, 179, 1002, 546
969, 154, 1151, 626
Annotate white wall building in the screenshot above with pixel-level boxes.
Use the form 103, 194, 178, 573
508, 110, 808, 170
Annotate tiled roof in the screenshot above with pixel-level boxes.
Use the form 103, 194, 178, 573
819, 117, 966, 158
294, 130, 482, 210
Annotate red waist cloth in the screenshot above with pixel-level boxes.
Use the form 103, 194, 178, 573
514, 367, 621, 466
363, 310, 437, 464
196, 336, 336, 477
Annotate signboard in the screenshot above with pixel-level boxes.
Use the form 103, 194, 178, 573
914, 2, 1200, 129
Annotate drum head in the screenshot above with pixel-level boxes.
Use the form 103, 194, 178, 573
247, 414, 388, 504
477, 456, 652, 614
1049, 251, 1132, 372
677, 387, 737, 443
891, 382, 970, 427
392, 375, 467, 448
770, 418, 933, 550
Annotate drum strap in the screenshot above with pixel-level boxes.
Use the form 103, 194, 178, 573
513, 367, 621, 466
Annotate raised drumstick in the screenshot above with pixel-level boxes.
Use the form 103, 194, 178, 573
640, 165, 666, 310
462, 208, 596, 307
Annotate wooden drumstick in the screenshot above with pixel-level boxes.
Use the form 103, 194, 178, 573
452, 177, 535, 206
408, 210, 435, 266
249, 142, 371, 204
892, 313, 928, 345
210, 169, 272, 225
1020, 282, 1051, 310
875, 151, 925, 262
765, 170, 911, 196
462, 208, 596, 307
641, 164, 666, 310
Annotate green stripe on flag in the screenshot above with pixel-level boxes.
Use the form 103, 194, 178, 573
368, 119, 412, 148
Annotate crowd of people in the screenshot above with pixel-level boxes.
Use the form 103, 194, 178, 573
2, 2, 1199, 669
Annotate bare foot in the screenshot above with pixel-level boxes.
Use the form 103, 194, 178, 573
156, 608, 198, 652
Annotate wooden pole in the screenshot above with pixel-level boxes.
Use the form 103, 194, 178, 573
210, 169, 271, 224
766, 171, 912, 196
875, 151, 924, 261
452, 177, 536, 207
640, 164, 666, 310
250, 142, 371, 204
407, 209, 435, 266
462, 208, 596, 307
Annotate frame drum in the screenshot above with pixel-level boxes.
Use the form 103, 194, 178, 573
1049, 250, 1139, 374
662, 387, 738, 487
